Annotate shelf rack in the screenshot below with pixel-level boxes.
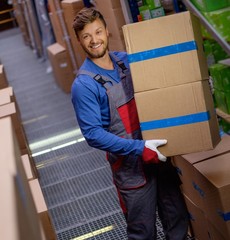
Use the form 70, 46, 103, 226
182, 0, 230, 56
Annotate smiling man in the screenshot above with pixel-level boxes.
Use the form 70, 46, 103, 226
71, 7, 188, 240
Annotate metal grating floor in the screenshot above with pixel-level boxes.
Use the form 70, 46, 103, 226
0, 28, 194, 240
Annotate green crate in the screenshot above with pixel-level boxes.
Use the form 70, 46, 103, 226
214, 89, 230, 114
191, 0, 230, 12
210, 63, 230, 91
203, 7, 230, 41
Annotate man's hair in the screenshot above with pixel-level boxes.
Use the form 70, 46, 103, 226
72, 7, 106, 39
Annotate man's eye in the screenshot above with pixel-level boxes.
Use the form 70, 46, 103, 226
83, 35, 89, 40
97, 30, 102, 35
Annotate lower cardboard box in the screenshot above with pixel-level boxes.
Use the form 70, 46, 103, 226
135, 80, 220, 156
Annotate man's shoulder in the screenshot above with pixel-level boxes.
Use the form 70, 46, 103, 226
111, 51, 128, 59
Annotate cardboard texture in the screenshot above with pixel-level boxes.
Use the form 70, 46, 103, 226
122, 11, 209, 92
29, 179, 57, 240
193, 152, 230, 238
207, 219, 227, 240
183, 194, 209, 240
0, 86, 13, 105
172, 135, 230, 239
48, 0, 77, 73
0, 91, 38, 178
47, 42, 75, 93
0, 65, 9, 89
21, 154, 35, 180
0, 117, 43, 240
93, 0, 122, 19
61, 0, 87, 68
0, 102, 16, 118
104, 9, 126, 41
135, 80, 220, 156
49, 12, 66, 46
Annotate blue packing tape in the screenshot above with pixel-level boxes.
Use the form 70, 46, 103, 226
128, 41, 197, 63
218, 211, 230, 222
140, 111, 210, 131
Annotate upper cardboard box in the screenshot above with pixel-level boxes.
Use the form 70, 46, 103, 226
122, 11, 209, 92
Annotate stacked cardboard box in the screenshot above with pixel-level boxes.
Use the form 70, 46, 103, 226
29, 179, 57, 240
61, 0, 87, 68
0, 108, 45, 239
122, 11, 220, 156
172, 135, 230, 240
0, 65, 9, 89
0, 85, 57, 239
0, 86, 37, 175
47, 0, 79, 93
47, 43, 75, 93
93, 0, 126, 51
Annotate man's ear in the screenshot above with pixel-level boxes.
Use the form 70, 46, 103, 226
106, 28, 109, 37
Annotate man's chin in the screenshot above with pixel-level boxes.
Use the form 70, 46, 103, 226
88, 49, 108, 59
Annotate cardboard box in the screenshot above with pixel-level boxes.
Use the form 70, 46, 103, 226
0, 87, 13, 105
122, 11, 209, 92
0, 65, 9, 89
48, 0, 78, 73
207, 219, 227, 240
172, 134, 230, 239
104, 9, 126, 41
0, 117, 43, 240
21, 154, 36, 180
135, 80, 220, 156
0, 88, 33, 159
183, 194, 209, 240
47, 42, 75, 93
49, 12, 66, 47
193, 152, 230, 238
93, 0, 122, 19
61, 0, 86, 68
29, 179, 57, 240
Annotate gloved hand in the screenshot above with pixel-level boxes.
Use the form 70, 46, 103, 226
142, 139, 167, 163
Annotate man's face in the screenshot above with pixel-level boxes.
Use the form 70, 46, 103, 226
78, 18, 109, 59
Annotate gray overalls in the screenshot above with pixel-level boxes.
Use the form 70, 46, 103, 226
77, 52, 189, 240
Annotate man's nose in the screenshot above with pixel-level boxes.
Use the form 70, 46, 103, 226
90, 34, 97, 43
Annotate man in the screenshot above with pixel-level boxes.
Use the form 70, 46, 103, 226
71, 7, 188, 240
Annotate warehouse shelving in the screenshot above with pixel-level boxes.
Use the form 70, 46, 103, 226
216, 108, 230, 124
182, 0, 230, 56
182, 0, 230, 128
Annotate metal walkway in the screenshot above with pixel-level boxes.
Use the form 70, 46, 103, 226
0, 27, 192, 240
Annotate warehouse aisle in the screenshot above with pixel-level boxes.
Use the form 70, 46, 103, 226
0, 28, 191, 240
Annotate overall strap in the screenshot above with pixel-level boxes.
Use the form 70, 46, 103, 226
109, 52, 129, 78
77, 69, 117, 90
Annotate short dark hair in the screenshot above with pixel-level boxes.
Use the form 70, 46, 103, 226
72, 8, 106, 39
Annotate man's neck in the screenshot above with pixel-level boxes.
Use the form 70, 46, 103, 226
90, 52, 114, 70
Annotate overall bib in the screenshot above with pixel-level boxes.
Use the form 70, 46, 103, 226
77, 53, 188, 240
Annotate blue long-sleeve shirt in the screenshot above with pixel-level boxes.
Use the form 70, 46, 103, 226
71, 51, 144, 156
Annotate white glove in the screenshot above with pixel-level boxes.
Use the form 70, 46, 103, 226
145, 139, 167, 162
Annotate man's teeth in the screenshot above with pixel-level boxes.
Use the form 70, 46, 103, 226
92, 44, 101, 49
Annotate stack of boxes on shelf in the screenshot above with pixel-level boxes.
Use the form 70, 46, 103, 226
0, 65, 57, 240
12, 0, 43, 58
172, 134, 230, 240
122, 11, 220, 157
47, 0, 85, 93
